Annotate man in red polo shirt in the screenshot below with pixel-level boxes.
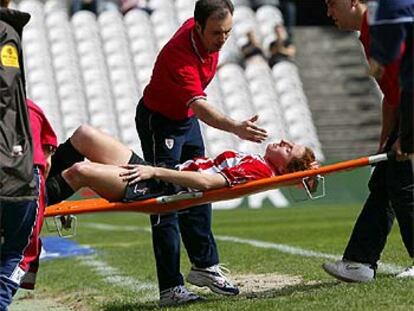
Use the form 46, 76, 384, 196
323, 0, 414, 282
135, 0, 268, 306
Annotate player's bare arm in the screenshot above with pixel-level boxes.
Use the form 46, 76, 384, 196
120, 164, 227, 191
191, 98, 268, 143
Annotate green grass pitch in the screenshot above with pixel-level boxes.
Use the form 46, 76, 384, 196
11, 203, 414, 311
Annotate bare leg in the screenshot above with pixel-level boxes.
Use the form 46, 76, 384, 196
62, 162, 129, 202
46, 125, 135, 205
70, 125, 132, 165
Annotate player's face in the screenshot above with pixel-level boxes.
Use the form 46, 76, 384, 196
325, 0, 355, 30
197, 11, 232, 52
265, 140, 305, 172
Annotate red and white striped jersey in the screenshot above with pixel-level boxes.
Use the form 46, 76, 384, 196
178, 150, 274, 186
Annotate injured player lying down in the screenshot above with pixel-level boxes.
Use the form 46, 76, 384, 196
46, 125, 318, 204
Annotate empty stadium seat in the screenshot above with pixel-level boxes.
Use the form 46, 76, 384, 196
45, 10, 69, 28
71, 10, 97, 27
256, 5, 283, 23
175, 0, 196, 11
43, 0, 67, 15
19, 0, 43, 15
149, 0, 175, 11
20, 0, 325, 180
98, 9, 124, 26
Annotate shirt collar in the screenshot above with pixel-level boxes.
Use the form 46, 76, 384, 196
190, 27, 210, 63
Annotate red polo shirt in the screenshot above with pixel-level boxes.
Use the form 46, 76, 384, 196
143, 18, 219, 120
360, 12, 403, 107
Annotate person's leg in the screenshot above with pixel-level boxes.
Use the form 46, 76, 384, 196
399, 23, 413, 154
178, 119, 237, 295
178, 119, 219, 268
179, 203, 218, 267
20, 253, 40, 290
20, 169, 47, 290
0, 200, 37, 310
70, 125, 132, 166
399, 90, 414, 154
388, 159, 414, 259
50, 124, 132, 178
323, 163, 394, 282
279, 0, 296, 42
0, 170, 40, 310
135, 101, 186, 292
62, 162, 129, 202
149, 212, 183, 291
47, 125, 134, 205
70, 0, 82, 16
48, 138, 84, 179
343, 163, 394, 267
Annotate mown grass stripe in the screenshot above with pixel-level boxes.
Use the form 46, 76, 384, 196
78, 255, 157, 301
215, 235, 403, 274
82, 222, 403, 274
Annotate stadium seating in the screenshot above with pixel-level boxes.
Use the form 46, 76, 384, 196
20, 0, 64, 138
202, 78, 237, 156
18, 0, 324, 207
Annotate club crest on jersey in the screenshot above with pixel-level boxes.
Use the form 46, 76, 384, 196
165, 139, 174, 150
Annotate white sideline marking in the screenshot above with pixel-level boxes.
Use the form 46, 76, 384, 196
83, 222, 151, 233
215, 235, 403, 274
82, 222, 403, 274
77, 254, 157, 301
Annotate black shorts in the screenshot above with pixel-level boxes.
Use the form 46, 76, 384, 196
123, 153, 184, 202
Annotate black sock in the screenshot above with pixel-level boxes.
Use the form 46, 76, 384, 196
49, 138, 84, 177
46, 174, 75, 205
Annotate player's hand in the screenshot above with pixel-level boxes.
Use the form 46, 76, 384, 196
368, 58, 385, 80
234, 115, 268, 143
392, 138, 413, 161
119, 164, 155, 184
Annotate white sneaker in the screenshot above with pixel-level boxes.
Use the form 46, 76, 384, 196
396, 265, 414, 278
187, 264, 239, 296
322, 260, 375, 282
159, 285, 203, 307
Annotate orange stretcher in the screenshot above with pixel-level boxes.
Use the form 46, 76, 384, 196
44, 153, 392, 218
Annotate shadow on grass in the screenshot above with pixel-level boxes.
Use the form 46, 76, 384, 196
101, 296, 221, 311
101, 281, 339, 310
102, 301, 158, 311
240, 280, 339, 300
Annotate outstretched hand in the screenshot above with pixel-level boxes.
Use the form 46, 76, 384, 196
234, 115, 268, 143
119, 164, 155, 184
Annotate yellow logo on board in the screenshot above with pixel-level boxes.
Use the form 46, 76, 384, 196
1, 44, 20, 68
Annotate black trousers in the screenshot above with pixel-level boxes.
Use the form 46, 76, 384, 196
399, 90, 413, 153
343, 159, 414, 267
135, 100, 219, 291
